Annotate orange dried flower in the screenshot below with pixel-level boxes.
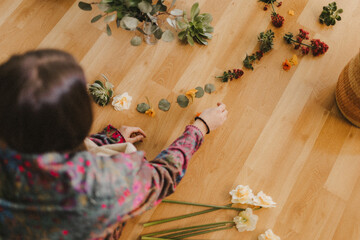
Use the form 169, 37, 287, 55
196, 112, 202, 117
145, 108, 156, 117
282, 59, 292, 71
185, 89, 198, 102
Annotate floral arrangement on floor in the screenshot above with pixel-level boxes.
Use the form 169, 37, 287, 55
284, 29, 329, 56
88, 74, 114, 107
243, 29, 275, 70
78, 1, 214, 46
216, 69, 244, 82
259, 0, 284, 28
141, 185, 281, 239
319, 2, 343, 26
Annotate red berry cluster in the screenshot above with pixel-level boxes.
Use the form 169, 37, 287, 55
301, 46, 310, 55
294, 29, 310, 51
277, 1, 282, 7
271, 13, 285, 28
311, 39, 329, 56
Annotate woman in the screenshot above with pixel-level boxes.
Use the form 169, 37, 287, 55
0, 49, 228, 239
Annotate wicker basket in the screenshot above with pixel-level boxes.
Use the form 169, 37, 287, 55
335, 51, 360, 127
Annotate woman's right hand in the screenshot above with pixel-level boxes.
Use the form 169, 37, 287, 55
194, 103, 228, 135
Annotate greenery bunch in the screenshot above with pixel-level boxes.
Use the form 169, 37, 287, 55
88, 74, 114, 107
319, 2, 343, 26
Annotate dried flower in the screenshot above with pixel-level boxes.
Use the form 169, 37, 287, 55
271, 13, 285, 27
258, 229, 281, 240
301, 46, 310, 55
311, 39, 329, 56
185, 89, 198, 102
216, 69, 244, 82
288, 10, 295, 15
112, 92, 132, 111
289, 55, 298, 65
277, 1, 282, 7
253, 191, 277, 208
282, 59, 291, 71
319, 2, 343, 26
229, 185, 255, 204
233, 208, 258, 232
145, 108, 156, 117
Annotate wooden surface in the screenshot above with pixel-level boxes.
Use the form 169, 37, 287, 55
1, 0, 360, 239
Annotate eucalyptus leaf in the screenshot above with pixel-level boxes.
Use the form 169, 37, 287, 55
170, 0, 176, 9
138, 1, 152, 13
91, 14, 103, 23
78, 2, 92, 11
130, 36, 142, 46
195, 87, 204, 98
104, 13, 117, 23
166, 17, 177, 28
121, 16, 139, 30
204, 83, 215, 94
158, 99, 171, 111
177, 95, 189, 108
137, 103, 150, 113
106, 24, 112, 36
154, 28, 163, 39
170, 9, 183, 16
98, 3, 110, 11
162, 30, 174, 42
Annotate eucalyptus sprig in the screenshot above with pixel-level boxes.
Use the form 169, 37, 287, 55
319, 2, 343, 26
243, 30, 274, 70
176, 2, 214, 46
88, 74, 114, 107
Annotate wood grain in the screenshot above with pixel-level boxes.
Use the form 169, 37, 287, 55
1, 0, 360, 239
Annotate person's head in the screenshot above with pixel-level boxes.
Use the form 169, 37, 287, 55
0, 49, 93, 154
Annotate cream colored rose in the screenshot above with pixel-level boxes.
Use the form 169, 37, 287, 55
258, 229, 281, 240
112, 92, 132, 111
233, 208, 258, 232
229, 185, 254, 204
253, 191, 276, 208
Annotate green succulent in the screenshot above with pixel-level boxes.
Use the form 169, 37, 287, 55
88, 74, 114, 107
319, 2, 343, 26
176, 2, 214, 46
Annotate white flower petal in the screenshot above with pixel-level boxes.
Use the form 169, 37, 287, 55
112, 92, 132, 111
229, 185, 255, 204
253, 191, 276, 208
233, 208, 258, 232
258, 229, 281, 240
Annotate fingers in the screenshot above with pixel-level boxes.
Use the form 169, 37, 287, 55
129, 134, 145, 143
217, 103, 226, 112
132, 127, 147, 138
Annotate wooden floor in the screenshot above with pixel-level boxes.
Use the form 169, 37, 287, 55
1, 0, 360, 239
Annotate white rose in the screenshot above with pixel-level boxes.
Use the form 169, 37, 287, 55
253, 191, 276, 208
233, 208, 258, 232
258, 229, 281, 240
112, 92, 132, 111
229, 185, 254, 204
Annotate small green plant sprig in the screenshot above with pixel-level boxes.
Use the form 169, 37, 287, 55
319, 2, 343, 26
88, 74, 114, 107
176, 2, 214, 46
243, 29, 274, 70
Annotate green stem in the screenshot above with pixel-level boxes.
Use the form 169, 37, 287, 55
173, 225, 234, 239
270, 2, 276, 14
143, 222, 232, 237
143, 205, 231, 227
141, 237, 172, 240
289, 38, 313, 48
162, 200, 244, 211
159, 222, 233, 238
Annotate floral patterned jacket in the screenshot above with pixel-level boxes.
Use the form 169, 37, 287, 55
0, 125, 203, 240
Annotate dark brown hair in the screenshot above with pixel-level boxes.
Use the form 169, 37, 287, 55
0, 49, 93, 153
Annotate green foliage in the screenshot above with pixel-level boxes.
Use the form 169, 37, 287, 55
158, 99, 171, 111
88, 74, 114, 107
176, 2, 214, 46
243, 54, 256, 70
195, 87, 204, 98
177, 95, 189, 108
204, 84, 215, 94
319, 2, 343, 26
137, 103, 150, 113
258, 29, 274, 53
131, 36, 142, 46
258, 0, 276, 4
283, 32, 294, 44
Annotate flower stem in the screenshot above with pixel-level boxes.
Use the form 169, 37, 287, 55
143, 222, 233, 237
162, 200, 244, 211
141, 237, 172, 240
143, 204, 231, 227
289, 38, 312, 48
172, 225, 234, 239
270, 2, 276, 13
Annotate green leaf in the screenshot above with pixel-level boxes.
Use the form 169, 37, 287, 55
195, 87, 204, 98
190, 2, 200, 20
336, 15, 341, 21
91, 14, 103, 23
177, 20, 188, 29
204, 83, 215, 94
187, 35, 194, 46
138, 1, 152, 13
178, 30, 186, 40
154, 28, 163, 39
104, 13, 117, 23
170, 9, 183, 16
177, 95, 189, 108
121, 17, 139, 30
106, 24, 112, 36
170, 0, 176, 9
78, 2, 92, 11
201, 13, 213, 23
130, 36, 142, 46
161, 30, 174, 42
94, 80, 104, 88
337, 8, 343, 14
158, 99, 171, 111
98, 3, 110, 11
137, 103, 150, 113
